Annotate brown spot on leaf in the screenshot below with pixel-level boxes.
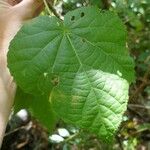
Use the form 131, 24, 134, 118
51, 75, 59, 86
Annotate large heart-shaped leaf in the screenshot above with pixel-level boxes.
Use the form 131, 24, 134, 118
8, 7, 134, 141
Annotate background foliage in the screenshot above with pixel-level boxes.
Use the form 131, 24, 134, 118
2, 0, 150, 150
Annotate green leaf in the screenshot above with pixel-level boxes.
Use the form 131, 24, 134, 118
51, 69, 129, 141
14, 88, 57, 132
8, 7, 134, 141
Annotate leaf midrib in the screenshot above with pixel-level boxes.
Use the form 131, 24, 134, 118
66, 34, 120, 130
68, 32, 131, 80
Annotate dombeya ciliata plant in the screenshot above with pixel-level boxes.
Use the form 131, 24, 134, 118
8, 7, 134, 142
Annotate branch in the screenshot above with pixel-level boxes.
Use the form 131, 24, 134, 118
129, 69, 150, 102
44, 0, 61, 19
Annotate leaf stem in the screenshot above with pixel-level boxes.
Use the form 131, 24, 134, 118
46, 0, 61, 19
43, 0, 51, 15
43, 0, 60, 19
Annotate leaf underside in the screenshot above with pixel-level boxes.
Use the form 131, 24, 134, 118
14, 88, 56, 131
8, 7, 134, 141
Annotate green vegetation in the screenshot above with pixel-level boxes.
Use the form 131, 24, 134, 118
3, 0, 150, 149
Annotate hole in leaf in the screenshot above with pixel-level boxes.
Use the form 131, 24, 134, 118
81, 12, 85, 17
82, 38, 85, 43
71, 16, 75, 21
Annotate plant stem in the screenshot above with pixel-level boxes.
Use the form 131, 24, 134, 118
46, 0, 60, 18
43, 0, 51, 15
63, 132, 80, 143
43, 0, 60, 19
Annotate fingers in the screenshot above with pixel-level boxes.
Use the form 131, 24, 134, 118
0, 0, 44, 20
0, 0, 11, 12
0, 0, 44, 55
7, 0, 22, 6
12, 0, 44, 20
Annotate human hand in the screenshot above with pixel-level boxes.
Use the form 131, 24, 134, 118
0, 0, 44, 146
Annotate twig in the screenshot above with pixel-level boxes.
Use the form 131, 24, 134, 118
116, 135, 124, 150
43, 0, 51, 15
4, 125, 26, 137
4, 121, 32, 137
130, 69, 150, 102
128, 104, 150, 110
45, 0, 60, 19
63, 132, 80, 143
127, 106, 145, 119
